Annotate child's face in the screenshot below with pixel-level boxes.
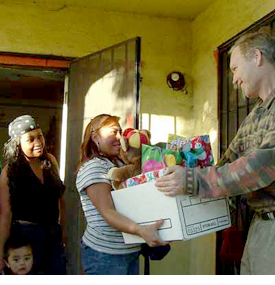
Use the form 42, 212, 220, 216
5, 246, 33, 275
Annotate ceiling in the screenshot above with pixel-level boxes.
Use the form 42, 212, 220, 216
0, 67, 65, 101
8, 0, 217, 21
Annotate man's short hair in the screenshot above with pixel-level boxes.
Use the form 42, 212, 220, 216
4, 235, 33, 260
229, 25, 275, 67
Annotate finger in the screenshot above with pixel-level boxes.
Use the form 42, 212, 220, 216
156, 166, 178, 182
154, 219, 164, 229
157, 241, 169, 246
155, 180, 166, 188
156, 175, 171, 184
157, 185, 176, 193
163, 165, 178, 175
153, 238, 169, 247
164, 190, 178, 197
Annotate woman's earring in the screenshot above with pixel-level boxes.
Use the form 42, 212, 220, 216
96, 141, 100, 151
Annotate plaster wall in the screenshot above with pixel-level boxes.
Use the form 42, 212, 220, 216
189, 0, 275, 275
0, 2, 194, 274
192, 0, 275, 160
1, 0, 273, 275
0, 2, 194, 142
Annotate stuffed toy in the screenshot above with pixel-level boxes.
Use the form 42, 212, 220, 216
108, 128, 151, 190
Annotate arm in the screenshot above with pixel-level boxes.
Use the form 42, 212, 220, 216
58, 196, 66, 244
86, 182, 167, 247
48, 153, 66, 243
47, 153, 60, 175
157, 116, 275, 198
156, 148, 275, 198
0, 166, 12, 271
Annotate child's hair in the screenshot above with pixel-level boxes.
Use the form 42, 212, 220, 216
4, 235, 33, 261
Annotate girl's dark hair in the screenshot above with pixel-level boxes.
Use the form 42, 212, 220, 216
3, 129, 58, 192
4, 235, 33, 260
76, 114, 120, 172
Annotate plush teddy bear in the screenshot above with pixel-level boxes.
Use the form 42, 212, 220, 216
108, 128, 151, 190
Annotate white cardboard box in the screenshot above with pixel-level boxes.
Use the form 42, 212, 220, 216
111, 181, 231, 244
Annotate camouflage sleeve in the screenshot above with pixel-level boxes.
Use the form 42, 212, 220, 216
187, 148, 275, 198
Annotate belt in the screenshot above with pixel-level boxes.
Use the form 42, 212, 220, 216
13, 220, 59, 227
258, 212, 275, 220
14, 220, 39, 225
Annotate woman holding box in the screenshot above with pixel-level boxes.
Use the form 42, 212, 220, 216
76, 114, 167, 275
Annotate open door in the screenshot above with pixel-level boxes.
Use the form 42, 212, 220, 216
63, 37, 141, 274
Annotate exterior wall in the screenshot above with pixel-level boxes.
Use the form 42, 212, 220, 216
1, 0, 274, 275
191, 0, 275, 275
0, 2, 194, 274
192, 0, 275, 159
0, 2, 194, 142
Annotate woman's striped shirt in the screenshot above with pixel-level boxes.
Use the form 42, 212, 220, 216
76, 157, 141, 254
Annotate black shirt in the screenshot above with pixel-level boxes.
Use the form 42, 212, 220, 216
9, 161, 65, 225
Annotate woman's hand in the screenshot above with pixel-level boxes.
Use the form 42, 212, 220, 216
155, 165, 186, 197
86, 183, 168, 246
136, 220, 168, 247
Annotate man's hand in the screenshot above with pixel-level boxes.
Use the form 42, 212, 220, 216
155, 165, 186, 196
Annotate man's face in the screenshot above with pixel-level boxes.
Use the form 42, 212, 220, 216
230, 45, 259, 98
5, 246, 33, 275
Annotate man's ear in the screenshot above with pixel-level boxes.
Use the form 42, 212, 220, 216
254, 48, 263, 66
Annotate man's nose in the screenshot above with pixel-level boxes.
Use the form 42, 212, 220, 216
232, 72, 240, 86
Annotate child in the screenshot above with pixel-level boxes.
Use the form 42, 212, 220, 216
3, 235, 33, 275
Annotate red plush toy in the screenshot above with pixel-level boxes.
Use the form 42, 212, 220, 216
108, 128, 151, 190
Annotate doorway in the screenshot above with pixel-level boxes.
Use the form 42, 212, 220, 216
0, 65, 67, 168
0, 36, 141, 274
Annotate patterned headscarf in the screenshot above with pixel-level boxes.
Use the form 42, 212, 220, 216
8, 115, 39, 140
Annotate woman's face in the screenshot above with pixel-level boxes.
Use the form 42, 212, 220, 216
95, 123, 122, 157
20, 128, 45, 159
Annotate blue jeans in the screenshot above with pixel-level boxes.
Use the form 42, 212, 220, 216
81, 241, 140, 275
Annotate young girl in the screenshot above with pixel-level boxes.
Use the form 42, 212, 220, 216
0, 115, 66, 274
76, 114, 167, 275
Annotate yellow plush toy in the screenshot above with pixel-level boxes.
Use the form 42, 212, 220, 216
108, 128, 151, 190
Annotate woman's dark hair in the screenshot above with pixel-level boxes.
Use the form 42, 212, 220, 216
76, 114, 120, 172
2, 128, 58, 193
4, 235, 33, 260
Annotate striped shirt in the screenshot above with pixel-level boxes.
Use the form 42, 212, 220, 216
76, 157, 141, 254
185, 89, 275, 215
